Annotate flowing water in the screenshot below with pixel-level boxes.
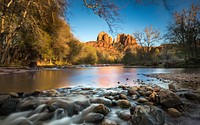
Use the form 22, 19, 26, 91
0, 66, 200, 125
0, 66, 199, 93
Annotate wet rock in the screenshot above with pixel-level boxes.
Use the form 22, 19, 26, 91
0, 98, 18, 116
138, 90, 146, 96
93, 104, 110, 116
18, 101, 38, 111
130, 86, 139, 91
158, 89, 183, 108
82, 88, 92, 90
128, 89, 135, 95
0, 95, 11, 102
39, 108, 65, 121
139, 86, 146, 91
144, 102, 154, 106
46, 100, 79, 116
131, 95, 139, 100
75, 100, 90, 111
85, 113, 104, 123
119, 90, 128, 95
119, 94, 127, 100
63, 102, 79, 116
149, 91, 157, 101
153, 86, 161, 92
104, 90, 118, 96
8, 92, 19, 98
117, 111, 131, 120
168, 83, 177, 91
131, 105, 165, 125
128, 89, 140, 96
101, 118, 117, 125
137, 98, 148, 103
118, 100, 131, 109
47, 89, 60, 97
113, 96, 119, 100
146, 86, 154, 91
112, 100, 118, 106
105, 96, 114, 101
32, 89, 42, 96
53, 108, 65, 119
90, 97, 112, 107
184, 93, 200, 102
47, 101, 61, 112
167, 108, 181, 117
145, 91, 152, 96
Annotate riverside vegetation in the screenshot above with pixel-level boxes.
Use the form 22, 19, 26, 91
0, 1, 200, 67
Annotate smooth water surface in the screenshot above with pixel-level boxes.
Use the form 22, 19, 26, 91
0, 66, 199, 93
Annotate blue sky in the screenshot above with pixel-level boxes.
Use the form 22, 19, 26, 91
67, 0, 200, 43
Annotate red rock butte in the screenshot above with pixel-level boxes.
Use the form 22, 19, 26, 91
86, 31, 139, 54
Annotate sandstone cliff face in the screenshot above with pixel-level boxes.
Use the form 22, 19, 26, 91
97, 31, 113, 44
87, 32, 139, 54
116, 34, 137, 46
86, 41, 119, 55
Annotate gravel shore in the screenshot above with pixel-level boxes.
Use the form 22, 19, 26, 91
0, 67, 37, 75
145, 73, 200, 90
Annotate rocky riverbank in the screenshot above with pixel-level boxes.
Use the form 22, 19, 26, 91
145, 73, 200, 90
0, 84, 200, 125
0, 67, 37, 75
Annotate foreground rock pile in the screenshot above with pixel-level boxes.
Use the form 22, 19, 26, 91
0, 84, 200, 125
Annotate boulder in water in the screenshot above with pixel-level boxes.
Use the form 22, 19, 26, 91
93, 104, 110, 116
137, 98, 149, 103
0, 97, 18, 116
158, 89, 183, 108
168, 83, 177, 91
117, 110, 131, 121
131, 105, 165, 125
118, 100, 131, 108
101, 118, 117, 125
119, 94, 128, 100
90, 97, 112, 107
167, 108, 181, 117
85, 113, 104, 123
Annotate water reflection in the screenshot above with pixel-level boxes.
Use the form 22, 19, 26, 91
0, 66, 199, 93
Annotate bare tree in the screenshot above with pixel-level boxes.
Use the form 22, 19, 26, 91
167, 4, 200, 60
83, 0, 121, 34
133, 26, 162, 63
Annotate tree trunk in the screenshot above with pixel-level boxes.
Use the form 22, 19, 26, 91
1, 35, 12, 64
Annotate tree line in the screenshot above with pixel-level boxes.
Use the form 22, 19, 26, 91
0, 1, 199, 67
123, 4, 200, 67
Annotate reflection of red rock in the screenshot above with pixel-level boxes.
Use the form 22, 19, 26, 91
95, 67, 121, 88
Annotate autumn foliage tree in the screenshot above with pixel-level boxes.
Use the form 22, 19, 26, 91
0, 0, 69, 65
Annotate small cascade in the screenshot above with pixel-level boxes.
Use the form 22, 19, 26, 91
1, 111, 32, 125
